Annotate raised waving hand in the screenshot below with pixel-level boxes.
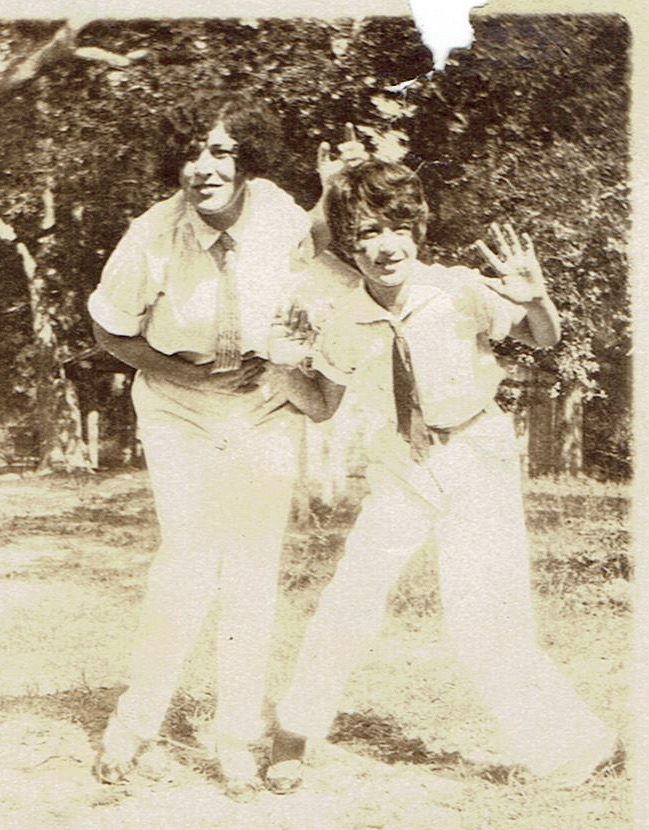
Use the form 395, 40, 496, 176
474, 222, 548, 304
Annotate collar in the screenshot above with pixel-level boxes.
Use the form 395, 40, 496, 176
181, 184, 250, 251
347, 263, 443, 325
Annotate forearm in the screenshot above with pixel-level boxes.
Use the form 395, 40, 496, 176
308, 193, 331, 258
285, 368, 345, 423
520, 293, 561, 348
92, 321, 204, 385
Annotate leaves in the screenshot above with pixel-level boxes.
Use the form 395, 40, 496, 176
0, 15, 630, 471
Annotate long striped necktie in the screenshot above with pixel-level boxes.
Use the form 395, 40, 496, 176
390, 320, 430, 464
209, 231, 242, 372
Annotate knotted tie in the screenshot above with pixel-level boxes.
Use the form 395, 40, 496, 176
390, 321, 430, 464
209, 231, 242, 372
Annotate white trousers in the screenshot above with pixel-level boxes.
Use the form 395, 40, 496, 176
278, 407, 615, 777
114, 370, 301, 743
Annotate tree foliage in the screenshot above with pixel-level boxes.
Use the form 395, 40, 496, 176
0, 15, 630, 470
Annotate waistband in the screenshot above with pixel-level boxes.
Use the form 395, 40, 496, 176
427, 408, 487, 445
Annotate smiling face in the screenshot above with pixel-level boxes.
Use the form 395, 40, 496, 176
352, 212, 418, 290
181, 122, 246, 215
324, 160, 429, 296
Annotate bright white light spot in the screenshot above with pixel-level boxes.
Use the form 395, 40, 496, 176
409, 0, 489, 72
356, 126, 410, 163
370, 94, 417, 119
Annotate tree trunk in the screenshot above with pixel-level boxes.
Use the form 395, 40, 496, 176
14, 204, 92, 473
555, 383, 584, 476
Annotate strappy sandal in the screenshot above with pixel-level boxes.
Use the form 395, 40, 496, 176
217, 735, 263, 803
265, 729, 306, 795
224, 775, 263, 803
93, 716, 146, 784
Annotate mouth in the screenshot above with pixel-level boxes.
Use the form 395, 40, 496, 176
193, 183, 224, 193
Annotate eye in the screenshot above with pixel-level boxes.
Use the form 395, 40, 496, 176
357, 227, 380, 240
209, 147, 238, 161
395, 224, 413, 235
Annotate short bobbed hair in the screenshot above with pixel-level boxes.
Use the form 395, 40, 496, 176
199, 95, 283, 178
161, 93, 283, 184
324, 160, 429, 266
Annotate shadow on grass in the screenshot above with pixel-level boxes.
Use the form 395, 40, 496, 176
329, 711, 518, 785
0, 687, 516, 785
0, 686, 235, 783
0, 685, 123, 755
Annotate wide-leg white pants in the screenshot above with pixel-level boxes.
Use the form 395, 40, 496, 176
277, 407, 615, 777
114, 369, 301, 744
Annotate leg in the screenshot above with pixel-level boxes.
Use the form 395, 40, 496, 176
214, 419, 300, 743
112, 425, 228, 742
200, 417, 301, 799
435, 422, 616, 780
277, 463, 434, 740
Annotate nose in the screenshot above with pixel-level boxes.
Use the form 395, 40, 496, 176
194, 147, 220, 178
378, 230, 401, 254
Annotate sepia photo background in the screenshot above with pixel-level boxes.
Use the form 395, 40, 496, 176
0, 1, 645, 828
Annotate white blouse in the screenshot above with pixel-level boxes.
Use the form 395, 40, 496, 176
88, 179, 312, 363
313, 259, 527, 430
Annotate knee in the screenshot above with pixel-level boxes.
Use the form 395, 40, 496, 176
146, 548, 219, 601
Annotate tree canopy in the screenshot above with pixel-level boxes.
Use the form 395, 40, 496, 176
0, 15, 630, 469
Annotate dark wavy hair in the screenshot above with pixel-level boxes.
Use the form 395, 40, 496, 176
160, 93, 283, 186
324, 160, 429, 267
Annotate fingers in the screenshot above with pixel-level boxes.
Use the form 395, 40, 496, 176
521, 231, 537, 258
474, 239, 507, 276
503, 222, 523, 258
241, 361, 266, 383
338, 122, 368, 168
287, 302, 299, 330
240, 355, 265, 370
343, 122, 357, 143
216, 359, 264, 391
296, 309, 310, 334
338, 146, 368, 168
317, 141, 332, 168
286, 302, 311, 335
479, 222, 538, 270
490, 222, 514, 260
319, 124, 367, 178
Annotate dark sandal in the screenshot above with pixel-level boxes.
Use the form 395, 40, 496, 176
265, 759, 304, 794
265, 729, 306, 794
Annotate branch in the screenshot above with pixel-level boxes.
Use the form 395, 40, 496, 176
0, 21, 78, 95
73, 46, 148, 69
0, 217, 17, 242
0, 19, 148, 97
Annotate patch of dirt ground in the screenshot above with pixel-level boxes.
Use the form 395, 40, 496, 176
0, 471, 632, 829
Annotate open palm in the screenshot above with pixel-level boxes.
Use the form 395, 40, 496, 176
475, 222, 547, 303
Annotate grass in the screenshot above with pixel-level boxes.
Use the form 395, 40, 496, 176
0, 469, 632, 829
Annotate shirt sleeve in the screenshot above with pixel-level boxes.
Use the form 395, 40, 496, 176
311, 312, 356, 387
87, 223, 151, 337
271, 186, 314, 269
